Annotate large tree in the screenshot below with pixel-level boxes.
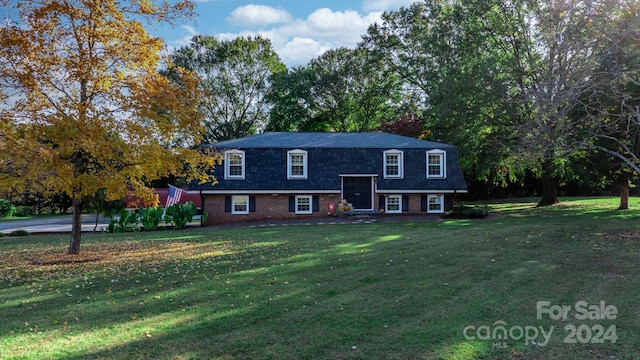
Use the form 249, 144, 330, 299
0, 0, 215, 254
365, 0, 639, 205
363, 0, 525, 190
171, 35, 286, 142
268, 47, 401, 132
578, 0, 640, 208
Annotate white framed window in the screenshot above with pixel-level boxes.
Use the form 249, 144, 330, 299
225, 150, 245, 180
288, 150, 308, 179
295, 195, 312, 214
232, 195, 249, 214
426, 149, 446, 179
427, 195, 444, 213
385, 195, 402, 214
383, 150, 404, 179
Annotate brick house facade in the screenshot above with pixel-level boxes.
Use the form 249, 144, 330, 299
189, 132, 467, 225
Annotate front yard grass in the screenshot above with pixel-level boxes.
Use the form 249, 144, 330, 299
0, 197, 639, 359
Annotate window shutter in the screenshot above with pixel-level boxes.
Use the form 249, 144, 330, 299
312, 196, 319, 212
421, 195, 428, 211
289, 196, 295, 212
402, 195, 409, 212
249, 196, 256, 212
379, 195, 385, 210
224, 196, 231, 212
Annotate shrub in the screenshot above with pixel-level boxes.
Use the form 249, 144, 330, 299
106, 208, 140, 233
12, 206, 33, 217
0, 199, 13, 218
139, 206, 165, 231
443, 205, 489, 219
165, 202, 197, 230
8, 229, 30, 237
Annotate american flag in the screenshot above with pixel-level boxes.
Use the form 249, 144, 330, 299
165, 185, 185, 208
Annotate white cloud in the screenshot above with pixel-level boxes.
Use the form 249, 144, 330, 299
165, 4, 407, 67
169, 25, 200, 49
226, 5, 292, 27
305, 8, 379, 42
278, 37, 329, 67
362, 0, 417, 12
269, 8, 383, 62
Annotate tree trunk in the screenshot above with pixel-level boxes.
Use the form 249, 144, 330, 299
68, 197, 84, 254
537, 161, 559, 207
618, 176, 629, 210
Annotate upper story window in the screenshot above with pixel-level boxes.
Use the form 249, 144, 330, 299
288, 149, 308, 179
426, 149, 446, 179
225, 150, 245, 180
384, 150, 404, 179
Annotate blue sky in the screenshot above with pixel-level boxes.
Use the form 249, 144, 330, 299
154, 0, 417, 67
0, 0, 416, 67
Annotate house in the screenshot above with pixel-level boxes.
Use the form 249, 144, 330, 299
188, 132, 467, 224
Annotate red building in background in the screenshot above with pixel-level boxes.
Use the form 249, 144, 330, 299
125, 188, 202, 209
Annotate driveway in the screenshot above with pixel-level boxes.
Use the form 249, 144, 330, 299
0, 214, 111, 235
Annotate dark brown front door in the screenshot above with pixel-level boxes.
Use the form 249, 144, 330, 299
342, 177, 373, 210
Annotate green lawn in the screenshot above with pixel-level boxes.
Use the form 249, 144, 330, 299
1, 198, 639, 359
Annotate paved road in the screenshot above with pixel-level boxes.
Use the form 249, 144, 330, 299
0, 214, 111, 234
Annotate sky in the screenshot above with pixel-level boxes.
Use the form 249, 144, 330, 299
0, 0, 416, 68
153, 0, 417, 67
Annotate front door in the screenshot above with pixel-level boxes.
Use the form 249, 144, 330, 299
342, 177, 373, 210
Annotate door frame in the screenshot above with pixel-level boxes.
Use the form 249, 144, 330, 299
340, 175, 376, 211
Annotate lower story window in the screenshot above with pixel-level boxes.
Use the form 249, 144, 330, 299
386, 195, 402, 214
232, 195, 249, 214
295, 195, 312, 214
428, 195, 444, 213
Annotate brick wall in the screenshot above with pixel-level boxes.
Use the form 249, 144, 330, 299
203, 194, 343, 225
203, 193, 453, 225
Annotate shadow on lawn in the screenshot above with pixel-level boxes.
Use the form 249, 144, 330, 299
2, 209, 639, 359
1, 222, 499, 359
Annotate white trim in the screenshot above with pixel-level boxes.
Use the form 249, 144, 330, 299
339, 174, 378, 177
287, 149, 308, 180
231, 195, 249, 214
426, 149, 446, 179
193, 189, 341, 195
427, 194, 445, 214
224, 150, 245, 180
376, 189, 467, 194
385, 195, 402, 214
383, 149, 404, 179
295, 195, 313, 214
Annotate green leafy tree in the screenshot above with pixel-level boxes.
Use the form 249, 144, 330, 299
267, 66, 318, 131
576, 1, 640, 208
88, 189, 124, 232
268, 47, 402, 132
171, 35, 286, 142
363, 0, 526, 190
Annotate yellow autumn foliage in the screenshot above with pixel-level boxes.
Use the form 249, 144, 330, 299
0, 0, 218, 253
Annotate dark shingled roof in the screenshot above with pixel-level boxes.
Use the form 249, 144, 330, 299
206, 132, 454, 149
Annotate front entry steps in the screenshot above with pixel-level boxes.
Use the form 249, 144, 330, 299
345, 211, 380, 223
